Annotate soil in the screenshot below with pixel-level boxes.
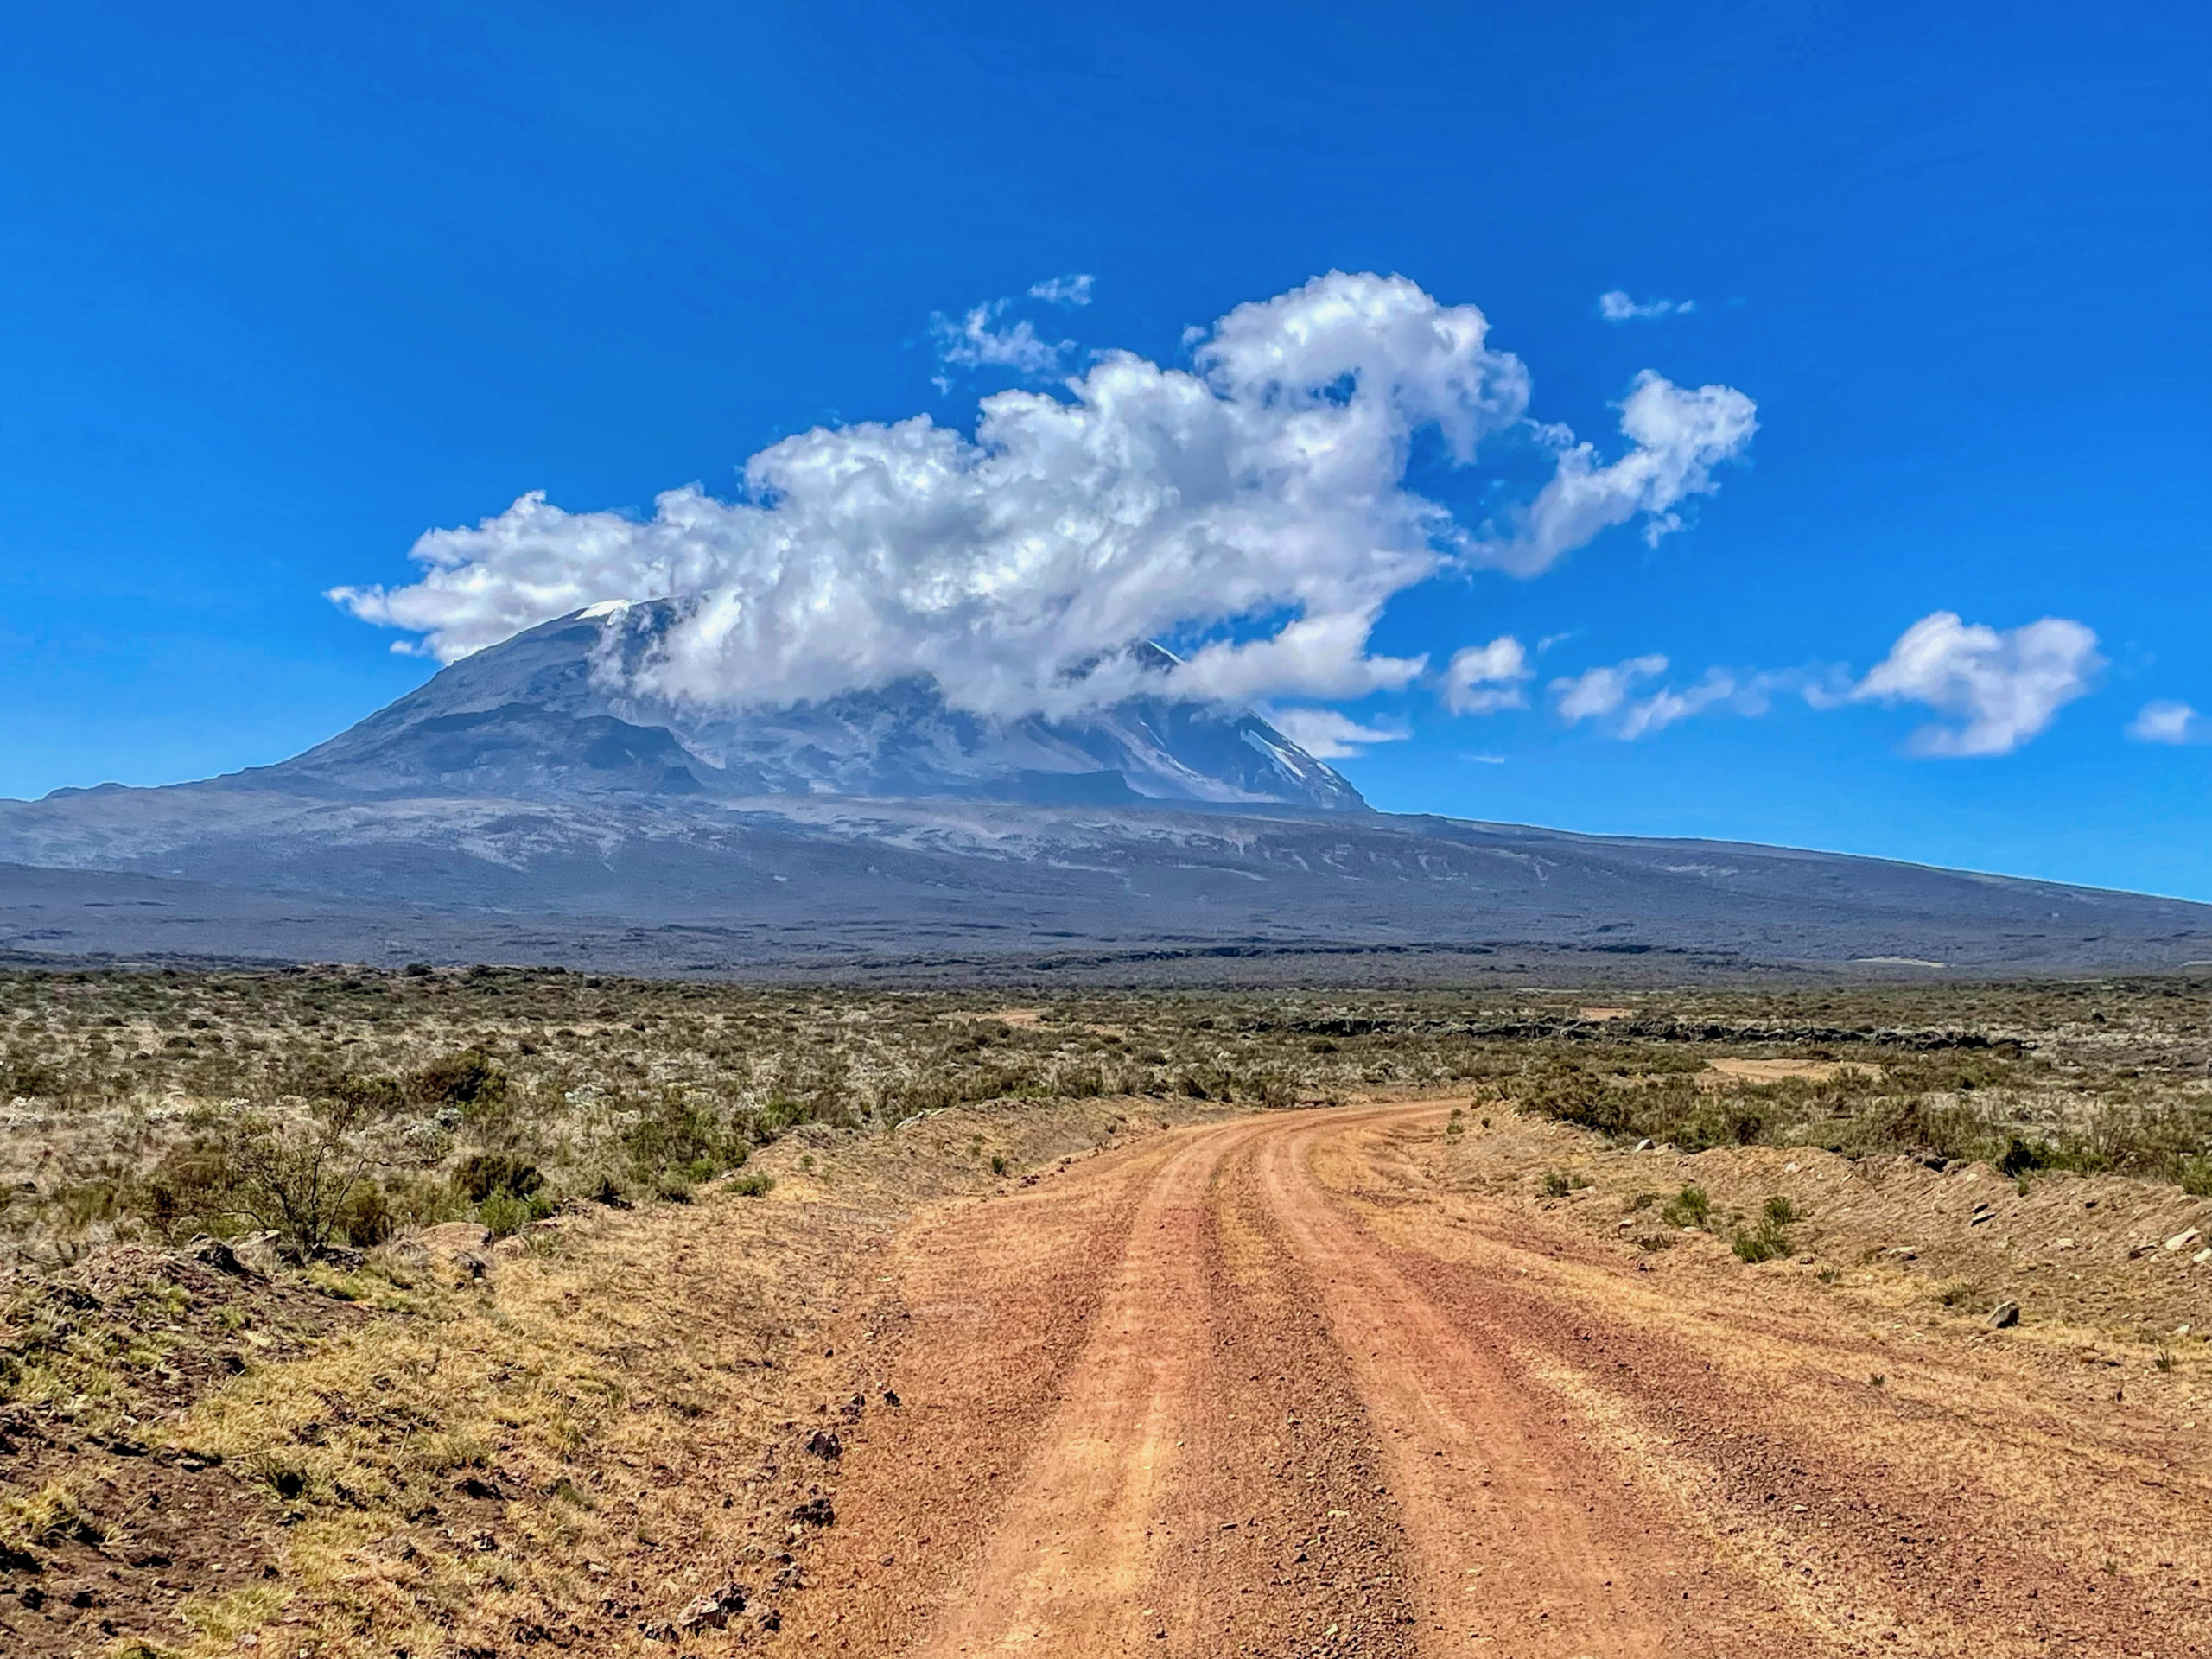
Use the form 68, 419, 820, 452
7, 1097, 2204, 1656
760, 1102, 2210, 1656
1699, 1058, 1883, 1085
0, 1245, 368, 1656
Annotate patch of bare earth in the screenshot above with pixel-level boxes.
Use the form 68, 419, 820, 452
14, 1094, 2204, 1656
1698, 1058, 1885, 1087
767, 1103, 2208, 1656
2, 1097, 1227, 1658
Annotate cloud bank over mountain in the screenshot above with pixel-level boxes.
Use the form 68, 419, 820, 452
330, 272, 1755, 724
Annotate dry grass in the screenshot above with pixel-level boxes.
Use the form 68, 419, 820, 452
67, 1094, 1215, 1657
0, 966, 2207, 1649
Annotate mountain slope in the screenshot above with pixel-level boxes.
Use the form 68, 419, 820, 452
3, 606, 2207, 976
264, 602, 1365, 810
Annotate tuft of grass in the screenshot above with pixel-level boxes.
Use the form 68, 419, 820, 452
728, 1173, 774, 1198
181, 1583, 290, 1644
1731, 1215, 1793, 1263
0, 1478, 106, 1555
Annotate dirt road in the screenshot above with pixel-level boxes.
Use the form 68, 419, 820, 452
771, 1104, 2209, 1656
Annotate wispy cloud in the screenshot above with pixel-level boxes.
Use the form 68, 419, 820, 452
2128, 699, 2209, 745
1467, 372, 1757, 575
1440, 635, 1531, 715
1550, 654, 1750, 738
1027, 272, 1095, 306
929, 299, 1071, 381
1543, 610, 2105, 754
1849, 612, 2102, 757
1263, 707, 1408, 759
1599, 290, 1694, 322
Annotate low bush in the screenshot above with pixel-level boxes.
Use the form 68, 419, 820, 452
1660, 1184, 1712, 1228
454, 1152, 543, 1205
1732, 1198, 1795, 1262
480, 1187, 553, 1237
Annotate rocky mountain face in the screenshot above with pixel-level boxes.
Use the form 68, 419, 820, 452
264, 602, 1366, 811
3, 605, 2209, 976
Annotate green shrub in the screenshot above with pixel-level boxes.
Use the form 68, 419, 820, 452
336, 1182, 393, 1247
479, 1188, 552, 1237
217, 1109, 382, 1258
1659, 1185, 1711, 1228
454, 1153, 543, 1205
728, 1173, 773, 1198
1732, 1211, 1793, 1262
406, 1049, 507, 1112
626, 1094, 743, 1185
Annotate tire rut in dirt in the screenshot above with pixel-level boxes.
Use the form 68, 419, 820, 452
1319, 1109, 2212, 1656
1260, 1111, 1805, 1657
1376, 1186, 2211, 1651
1142, 1137, 1421, 1655
767, 1137, 1177, 1652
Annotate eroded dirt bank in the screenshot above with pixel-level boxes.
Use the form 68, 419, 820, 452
772, 1104, 2209, 1656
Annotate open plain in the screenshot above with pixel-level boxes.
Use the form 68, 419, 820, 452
0, 969, 2205, 1656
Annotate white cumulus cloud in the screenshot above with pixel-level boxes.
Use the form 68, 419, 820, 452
2128, 699, 2208, 745
1469, 372, 1758, 576
1599, 290, 1694, 321
331, 271, 1755, 724
1440, 635, 1532, 715
1849, 612, 2102, 757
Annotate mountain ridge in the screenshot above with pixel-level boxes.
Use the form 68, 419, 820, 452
255, 602, 1368, 811
3, 606, 2207, 977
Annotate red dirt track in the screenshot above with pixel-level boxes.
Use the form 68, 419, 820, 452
771, 1104, 2208, 1656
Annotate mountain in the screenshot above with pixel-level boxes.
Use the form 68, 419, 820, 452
264, 601, 1365, 811
3, 606, 2208, 978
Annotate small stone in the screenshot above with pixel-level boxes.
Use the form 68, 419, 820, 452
676, 1581, 748, 1633
2164, 1228, 2201, 1253
1988, 1300, 2021, 1330
191, 1237, 251, 1276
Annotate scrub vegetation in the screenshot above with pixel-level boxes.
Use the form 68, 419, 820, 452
0, 965, 2205, 1654
2, 966, 2208, 1266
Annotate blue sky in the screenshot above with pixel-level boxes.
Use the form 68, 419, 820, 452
2, 1, 2207, 895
